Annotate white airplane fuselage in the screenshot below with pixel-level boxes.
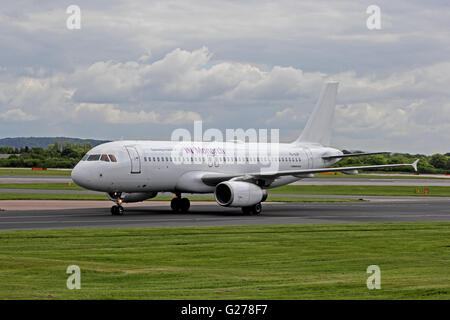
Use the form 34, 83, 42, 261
70, 82, 417, 215
71, 140, 342, 194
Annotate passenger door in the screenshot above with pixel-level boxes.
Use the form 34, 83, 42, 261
125, 146, 141, 174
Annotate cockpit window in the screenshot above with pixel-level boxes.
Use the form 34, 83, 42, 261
108, 154, 117, 162
87, 154, 101, 161
100, 154, 110, 162
81, 154, 89, 161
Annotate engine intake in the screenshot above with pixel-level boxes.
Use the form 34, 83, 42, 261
215, 181, 267, 207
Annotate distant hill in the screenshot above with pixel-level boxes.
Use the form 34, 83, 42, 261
0, 137, 110, 149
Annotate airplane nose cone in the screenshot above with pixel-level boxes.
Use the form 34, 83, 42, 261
71, 162, 91, 188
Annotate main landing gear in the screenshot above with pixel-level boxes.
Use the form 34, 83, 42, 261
241, 203, 262, 215
171, 193, 190, 213
111, 205, 124, 216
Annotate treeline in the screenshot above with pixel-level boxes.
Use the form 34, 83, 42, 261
336, 151, 450, 174
0, 143, 449, 173
0, 142, 92, 169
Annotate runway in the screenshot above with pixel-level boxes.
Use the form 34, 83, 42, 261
0, 198, 449, 230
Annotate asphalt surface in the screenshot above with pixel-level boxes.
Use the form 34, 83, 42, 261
0, 199, 449, 230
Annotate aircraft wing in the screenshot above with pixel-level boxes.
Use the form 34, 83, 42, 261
322, 152, 390, 160
201, 159, 419, 186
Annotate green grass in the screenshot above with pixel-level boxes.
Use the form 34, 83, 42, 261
314, 173, 447, 179
2, 183, 450, 198
0, 183, 83, 190
0, 222, 448, 299
0, 168, 71, 176
270, 185, 450, 197
0, 193, 357, 202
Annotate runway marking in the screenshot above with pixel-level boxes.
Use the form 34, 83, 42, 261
0, 216, 262, 225
1, 209, 443, 220
0, 213, 447, 225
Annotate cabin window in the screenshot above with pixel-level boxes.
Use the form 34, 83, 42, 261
100, 154, 110, 162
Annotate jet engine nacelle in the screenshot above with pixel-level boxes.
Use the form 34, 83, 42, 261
108, 192, 158, 203
214, 181, 267, 207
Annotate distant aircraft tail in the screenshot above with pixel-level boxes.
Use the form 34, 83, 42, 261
293, 81, 338, 146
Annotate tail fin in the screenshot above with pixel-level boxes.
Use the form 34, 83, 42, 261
293, 81, 338, 146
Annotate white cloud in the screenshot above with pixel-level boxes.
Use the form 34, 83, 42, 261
0, 0, 449, 153
74, 103, 201, 124
0, 108, 37, 121
1, 47, 449, 153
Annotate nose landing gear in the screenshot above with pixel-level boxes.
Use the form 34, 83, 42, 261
108, 192, 124, 215
111, 205, 124, 216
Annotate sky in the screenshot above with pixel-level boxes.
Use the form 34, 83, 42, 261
0, 0, 449, 154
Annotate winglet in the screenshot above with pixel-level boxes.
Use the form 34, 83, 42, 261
411, 159, 419, 172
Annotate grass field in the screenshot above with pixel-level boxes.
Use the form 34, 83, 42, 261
0, 222, 448, 299
314, 173, 447, 179
0, 183, 83, 190
0, 168, 71, 176
1, 183, 449, 197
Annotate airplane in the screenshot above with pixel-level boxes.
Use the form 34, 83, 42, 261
71, 82, 419, 216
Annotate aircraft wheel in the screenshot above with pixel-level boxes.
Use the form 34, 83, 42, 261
252, 203, 262, 215
242, 203, 262, 215
111, 205, 124, 216
180, 198, 190, 213
171, 198, 181, 212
